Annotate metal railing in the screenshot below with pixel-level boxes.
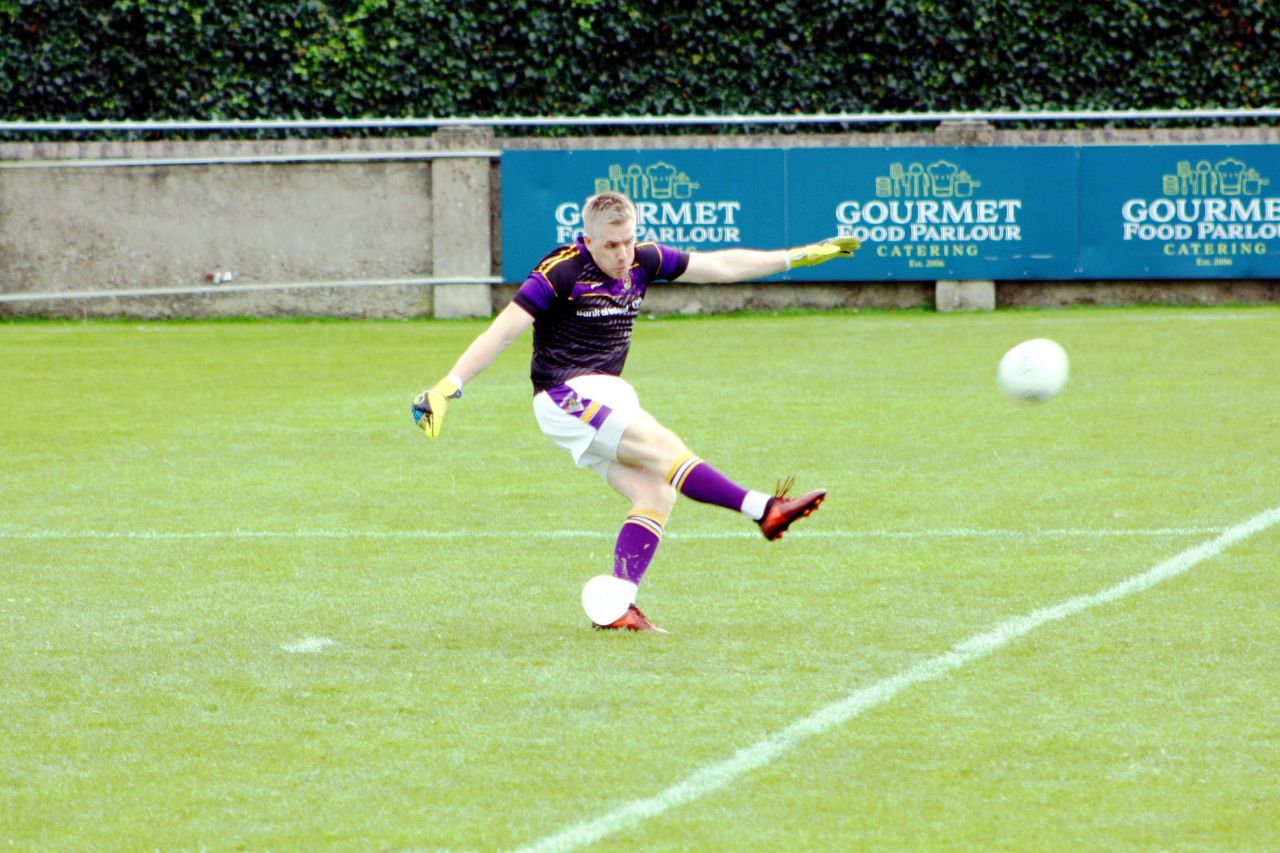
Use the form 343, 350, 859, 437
0, 277, 502, 304
0, 150, 500, 170
3, 106, 1280, 134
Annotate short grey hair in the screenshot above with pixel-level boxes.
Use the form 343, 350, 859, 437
582, 192, 636, 238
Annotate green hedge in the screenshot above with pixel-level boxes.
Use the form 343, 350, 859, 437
2, 0, 1277, 134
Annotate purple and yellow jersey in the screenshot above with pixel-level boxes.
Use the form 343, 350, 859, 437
512, 237, 689, 392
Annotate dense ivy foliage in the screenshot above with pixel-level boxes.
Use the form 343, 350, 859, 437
1, 0, 1276, 134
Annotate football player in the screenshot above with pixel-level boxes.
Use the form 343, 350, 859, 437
414, 192, 857, 632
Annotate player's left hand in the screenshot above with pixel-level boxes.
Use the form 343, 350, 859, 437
787, 236, 861, 268
412, 376, 462, 439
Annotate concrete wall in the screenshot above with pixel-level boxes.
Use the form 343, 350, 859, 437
0, 138, 447, 318
3, 126, 1279, 318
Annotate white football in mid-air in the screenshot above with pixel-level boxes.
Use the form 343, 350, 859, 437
581, 575, 637, 626
997, 338, 1070, 402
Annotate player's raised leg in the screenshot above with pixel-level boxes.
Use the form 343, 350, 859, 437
616, 409, 826, 540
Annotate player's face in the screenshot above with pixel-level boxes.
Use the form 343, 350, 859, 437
584, 218, 637, 281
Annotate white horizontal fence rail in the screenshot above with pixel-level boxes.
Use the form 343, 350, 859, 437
0, 277, 501, 304
0, 149, 502, 170
3, 107, 1280, 134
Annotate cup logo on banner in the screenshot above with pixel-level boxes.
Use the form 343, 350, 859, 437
553, 161, 744, 250
1121, 158, 1277, 267
834, 160, 1023, 270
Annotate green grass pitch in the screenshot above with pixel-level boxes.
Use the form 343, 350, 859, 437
2, 306, 1278, 851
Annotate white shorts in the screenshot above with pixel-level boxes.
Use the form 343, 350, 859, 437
532, 374, 640, 477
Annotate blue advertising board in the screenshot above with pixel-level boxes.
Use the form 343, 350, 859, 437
501, 149, 785, 283
786, 147, 1079, 281
500, 144, 1280, 282
1078, 145, 1280, 279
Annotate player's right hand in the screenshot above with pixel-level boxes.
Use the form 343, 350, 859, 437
412, 376, 462, 439
787, 236, 861, 268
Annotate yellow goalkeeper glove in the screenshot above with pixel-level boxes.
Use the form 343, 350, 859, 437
412, 375, 462, 439
786, 236, 861, 269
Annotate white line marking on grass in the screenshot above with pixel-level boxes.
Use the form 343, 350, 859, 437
0, 526, 1224, 541
280, 636, 336, 654
515, 502, 1280, 853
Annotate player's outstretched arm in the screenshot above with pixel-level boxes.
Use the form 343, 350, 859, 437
676, 236, 860, 283
412, 302, 534, 438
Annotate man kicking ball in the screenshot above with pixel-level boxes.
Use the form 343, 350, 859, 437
413, 191, 858, 632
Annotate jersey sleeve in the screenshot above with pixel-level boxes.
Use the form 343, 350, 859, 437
512, 272, 556, 317
513, 244, 580, 317
638, 242, 690, 282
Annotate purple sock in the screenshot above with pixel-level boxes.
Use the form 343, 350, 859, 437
614, 512, 665, 585
667, 454, 748, 512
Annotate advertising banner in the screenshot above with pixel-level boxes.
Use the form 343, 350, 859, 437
786, 147, 1079, 281
1078, 145, 1280, 279
501, 149, 785, 283
501, 145, 1280, 282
